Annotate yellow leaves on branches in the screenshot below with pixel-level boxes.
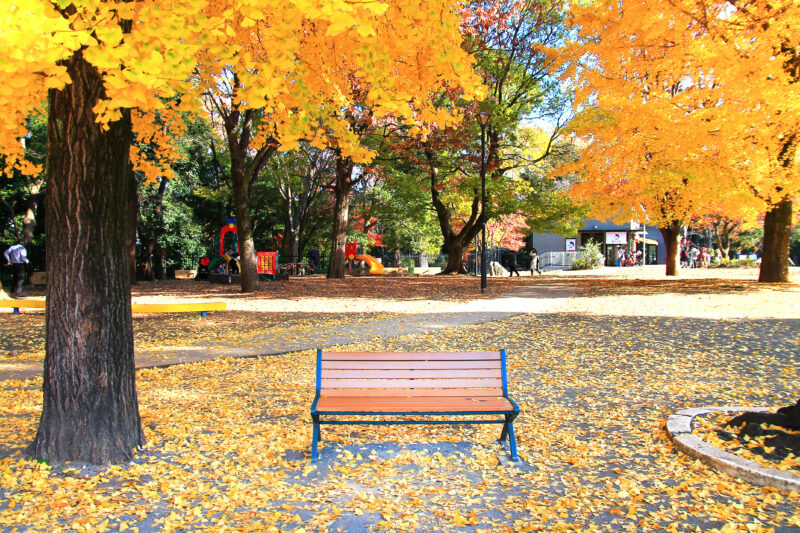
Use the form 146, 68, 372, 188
1, 0, 485, 176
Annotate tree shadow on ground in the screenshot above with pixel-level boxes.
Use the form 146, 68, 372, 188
563, 277, 798, 297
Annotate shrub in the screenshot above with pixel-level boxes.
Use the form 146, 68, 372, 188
571, 241, 604, 270
711, 258, 760, 268
402, 257, 415, 275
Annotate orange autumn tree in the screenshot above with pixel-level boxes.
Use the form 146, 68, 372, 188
195, 0, 483, 286
0, 0, 480, 464
561, 0, 800, 280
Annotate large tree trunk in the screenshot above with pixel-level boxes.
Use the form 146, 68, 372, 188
29, 49, 144, 464
660, 220, 682, 277
443, 239, 470, 274
230, 162, 259, 291
758, 197, 792, 283
327, 157, 354, 279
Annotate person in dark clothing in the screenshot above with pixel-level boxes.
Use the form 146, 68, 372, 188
308, 246, 321, 272
507, 250, 520, 276
4, 241, 28, 297
228, 252, 239, 274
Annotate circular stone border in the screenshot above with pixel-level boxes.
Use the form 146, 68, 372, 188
667, 406, 800, 492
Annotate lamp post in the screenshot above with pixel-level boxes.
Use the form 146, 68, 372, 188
477, 112, 490, 294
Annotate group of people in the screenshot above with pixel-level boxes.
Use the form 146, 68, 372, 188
614, 246, 644, 267
680, 245, 721, 268
502, 249, 542, 276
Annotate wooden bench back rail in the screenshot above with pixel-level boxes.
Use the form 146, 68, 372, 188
311, 350, 520, 462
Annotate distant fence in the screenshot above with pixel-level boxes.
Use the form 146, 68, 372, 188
539, 251, 578, 269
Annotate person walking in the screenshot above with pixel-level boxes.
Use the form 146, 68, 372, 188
529, 248, 541, 275
507, 251, 520, 277
4, 240, 29, 297
615, 246, 624, 267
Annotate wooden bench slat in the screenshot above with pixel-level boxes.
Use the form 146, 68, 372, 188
316, 396, 513, 413
322, 369, 500, 379
321, 360, 502, 370
321, 387, 505, 397
322, 352, 502, 361
321, 378, 503, 389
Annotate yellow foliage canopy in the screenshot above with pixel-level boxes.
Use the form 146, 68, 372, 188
559, 0, 800, 224
0, 0, 484, 175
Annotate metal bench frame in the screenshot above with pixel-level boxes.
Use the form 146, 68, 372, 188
310, 349, 520, 462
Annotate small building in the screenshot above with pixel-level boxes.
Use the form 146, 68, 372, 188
530, 219, 666, 267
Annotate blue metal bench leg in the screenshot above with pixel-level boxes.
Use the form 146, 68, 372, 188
311, 415, 321, 461
499, 414, 519, 461
507, 422, 519, 462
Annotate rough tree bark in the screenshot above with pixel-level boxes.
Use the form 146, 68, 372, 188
758, 196, 792, 283
327, 156, 354, 279
28, 49, 144, 464
659, 220, 682, 277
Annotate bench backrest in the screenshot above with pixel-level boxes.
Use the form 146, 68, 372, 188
317, 350, 508, 397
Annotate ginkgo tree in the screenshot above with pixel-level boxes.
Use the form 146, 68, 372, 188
195, 0, 484, 288
0, 0, 482, 464
562, 0, 800, 281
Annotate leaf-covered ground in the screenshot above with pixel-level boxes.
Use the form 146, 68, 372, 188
0, 267, 799, 531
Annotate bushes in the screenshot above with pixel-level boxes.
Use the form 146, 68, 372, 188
711, 258, 760, 268
571, 241, 604, 270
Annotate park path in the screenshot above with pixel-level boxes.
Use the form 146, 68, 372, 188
0, 281, 578, 381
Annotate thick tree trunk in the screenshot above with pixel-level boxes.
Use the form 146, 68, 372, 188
29, 50, 144, 464
660, 220, 682, 276
443, 239, 469, 274
230, 163, 259, 292
327, 157, 353, 279
758, 197, 792, 283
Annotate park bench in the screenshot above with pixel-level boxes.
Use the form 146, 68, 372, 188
310, 350, 520, 461
0, 300, 226, 316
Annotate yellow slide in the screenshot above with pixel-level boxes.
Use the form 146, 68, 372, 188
356, 254, 384, 275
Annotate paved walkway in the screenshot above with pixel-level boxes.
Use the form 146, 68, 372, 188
0, 282, 578, 381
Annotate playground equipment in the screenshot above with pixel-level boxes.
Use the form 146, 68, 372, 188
204, 220, 279, 283
356, 254, 384, 275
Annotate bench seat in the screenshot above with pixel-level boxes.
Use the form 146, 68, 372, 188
315, 395, 515, 413
311, 350, 520, 461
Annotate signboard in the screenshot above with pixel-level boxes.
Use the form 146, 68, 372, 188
565, 238, 577, 252
257, 252, 278, 274
345, 242, 358, 260
605, 231, 628, 245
